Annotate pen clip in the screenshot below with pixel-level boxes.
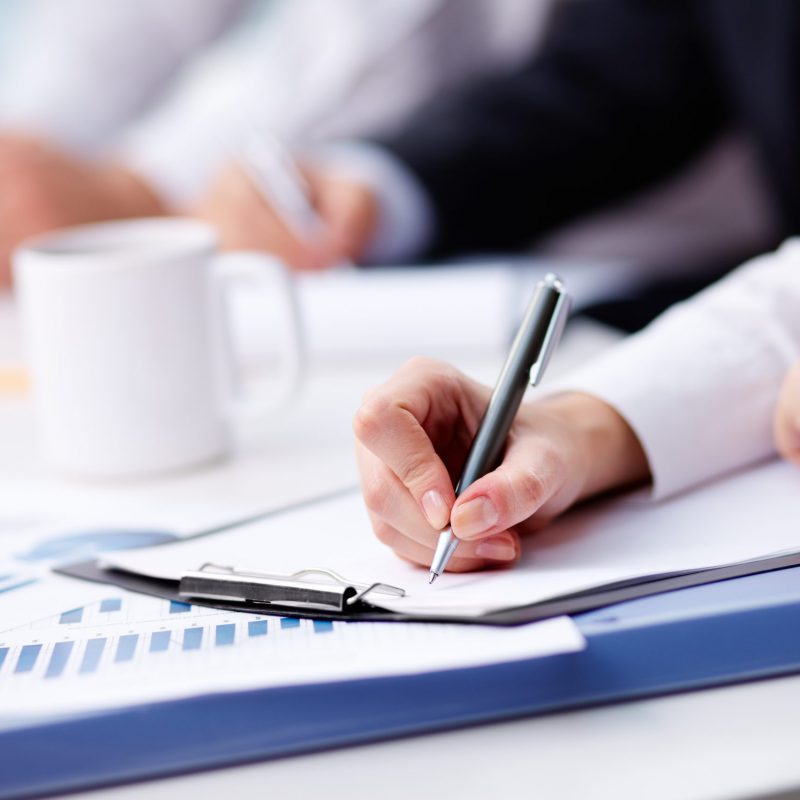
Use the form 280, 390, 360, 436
528, 275, 571, 387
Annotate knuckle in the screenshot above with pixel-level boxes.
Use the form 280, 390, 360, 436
398, 356, 457, 386
397, 452, 436, 491
402, 355, 438, 373
402, 355, 459, 383
361, 472, 393, 517
352, 398, 388, 442
495, 463, 550, 521
518, 467, 549, 508
360, 385, 379, 406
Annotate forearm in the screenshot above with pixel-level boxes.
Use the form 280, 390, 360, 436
1, 0, 245, 154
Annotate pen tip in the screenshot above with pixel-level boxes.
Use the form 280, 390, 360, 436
428, 572, 438, 585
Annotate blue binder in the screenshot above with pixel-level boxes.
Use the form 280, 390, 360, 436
3, 565, 800, 800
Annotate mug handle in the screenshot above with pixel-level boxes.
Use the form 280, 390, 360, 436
212, 251, 305, 427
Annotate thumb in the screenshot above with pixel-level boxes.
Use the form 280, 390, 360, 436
450, 440, 563, 541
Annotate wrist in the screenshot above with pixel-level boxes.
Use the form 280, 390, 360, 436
545, 391, 650, 500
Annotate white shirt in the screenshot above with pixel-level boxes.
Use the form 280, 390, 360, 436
119, 0, 550, 206
3, 0, 776, 276
0, 0, 248, 154
0, 0, 551, 206
556, 239, 800, 499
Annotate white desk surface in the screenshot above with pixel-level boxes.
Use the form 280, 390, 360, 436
1, 293, 799, 800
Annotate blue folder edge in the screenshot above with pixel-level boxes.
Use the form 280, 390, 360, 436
3, 565, 800, 800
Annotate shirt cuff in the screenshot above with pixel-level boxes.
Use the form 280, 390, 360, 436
304, 142, 435, 265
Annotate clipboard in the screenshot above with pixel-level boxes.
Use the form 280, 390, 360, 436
59, 549, 800, 625
57, 461, 800, 625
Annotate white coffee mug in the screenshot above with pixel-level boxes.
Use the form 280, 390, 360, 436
13, 218, 303, 478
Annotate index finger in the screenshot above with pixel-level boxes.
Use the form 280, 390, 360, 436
353, 361, 458, 529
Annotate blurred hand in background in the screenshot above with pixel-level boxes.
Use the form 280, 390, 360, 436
0, 0, 551, 284
192, 162, 377, 271
0, 136, 165, 285
775, 362, 800, 468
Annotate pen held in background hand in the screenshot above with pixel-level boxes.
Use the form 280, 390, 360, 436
429, 274, 571, 582
237, 133, 325, 243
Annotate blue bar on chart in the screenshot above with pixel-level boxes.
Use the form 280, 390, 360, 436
280, 618, 300, 630
15, 644, 42, 674
100, 598, 122, 613
149, 630, 171, 653
183, 627, 203, 651
45, 641, 75, 679
115, 634, 138, 663
169, 601, 191, 615
215, 624, 235, 647
79, 638, 107, 674
248, 620, 268, 638
313, 620, 334, 634
0, 647, 8, 671
59, 607, 83, 625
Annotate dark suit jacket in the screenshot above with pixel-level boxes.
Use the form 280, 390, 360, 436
377, 0, 800, 258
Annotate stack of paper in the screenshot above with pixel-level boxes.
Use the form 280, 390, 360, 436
100, 459, 800, 620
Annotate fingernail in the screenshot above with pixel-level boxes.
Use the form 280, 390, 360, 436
421, 489, 449, 530
451, 497, 498, 539
476, 536, 516, 561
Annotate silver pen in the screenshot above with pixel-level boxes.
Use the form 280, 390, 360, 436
428, 273, 571, 583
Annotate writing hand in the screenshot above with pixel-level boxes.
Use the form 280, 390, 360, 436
354, 357, 649, 572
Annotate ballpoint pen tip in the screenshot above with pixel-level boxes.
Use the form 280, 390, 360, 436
428, 572, 438, 585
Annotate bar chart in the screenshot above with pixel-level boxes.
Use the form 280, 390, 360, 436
0, 593, 335, 684
0, 591, 581, 720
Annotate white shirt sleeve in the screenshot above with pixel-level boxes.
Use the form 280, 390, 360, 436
555, 239, 800, 499
0, 0, 245, 154
117, 0, 448, 214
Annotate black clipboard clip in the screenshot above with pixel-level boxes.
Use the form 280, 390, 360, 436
179, 563, 406, 614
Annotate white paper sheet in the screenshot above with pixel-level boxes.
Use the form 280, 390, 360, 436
102, 459, 800, 618
0, 591, 584, 721
233, 258, 636, 364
